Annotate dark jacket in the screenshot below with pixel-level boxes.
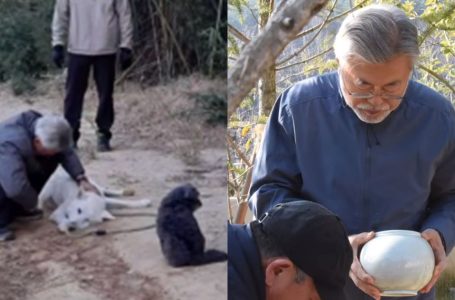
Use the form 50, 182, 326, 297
0, 110, 84, 210
249, 72, 454, 300
228, 223, 266, 300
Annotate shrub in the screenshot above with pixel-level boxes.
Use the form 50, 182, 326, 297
0, 0, 54, 94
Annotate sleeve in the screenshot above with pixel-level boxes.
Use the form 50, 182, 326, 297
0, 143, 38, 211
421, 111, 455, 253
59, 148, 85, 182
115, 0, 133, 49
248, 93, 303, 218
51, 0, 70, 47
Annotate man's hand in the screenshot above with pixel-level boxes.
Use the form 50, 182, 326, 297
419, 229, 447, 293
52, 45, 65, 68
119, 48, 133, 70
78, 178, 100, 195
349, 231, 381, 300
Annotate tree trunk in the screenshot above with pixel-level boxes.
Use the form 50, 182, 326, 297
258, 65, 276, 116
258, 0, 276, 116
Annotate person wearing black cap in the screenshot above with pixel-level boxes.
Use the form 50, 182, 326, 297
228, 200, 353, 300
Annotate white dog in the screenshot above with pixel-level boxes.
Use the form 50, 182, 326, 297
38, 167, 151, 233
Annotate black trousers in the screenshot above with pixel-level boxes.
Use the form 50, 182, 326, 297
0, 156, 59, 227
64, 53, 116, 143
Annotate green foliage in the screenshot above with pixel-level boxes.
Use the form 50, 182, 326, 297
193, 92, 227, 125
11, 75, 36, 95
240, 95, 255, 109
256, 114, 268, 124
416, 0, 455, 104
228, 0, 249, 23
421, 0, 455, 29
0, 0, 54, 94
228, 34, 241, 57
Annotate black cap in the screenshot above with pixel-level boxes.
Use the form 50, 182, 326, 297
257, 200, 353, 300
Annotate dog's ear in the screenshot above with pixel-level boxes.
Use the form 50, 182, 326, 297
101, 210, 115, 221
183, 184, 199, 199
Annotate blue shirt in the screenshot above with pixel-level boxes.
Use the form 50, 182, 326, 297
228, 223, 266, 300
249, 72, 455, 300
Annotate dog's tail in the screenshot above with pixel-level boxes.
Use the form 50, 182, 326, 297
105, 198, 152, 208
192, 249, 227, 266
102, 188, 136, 197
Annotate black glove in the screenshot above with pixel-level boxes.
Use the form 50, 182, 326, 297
119, 48, 133, 71
52, 45, 65, 68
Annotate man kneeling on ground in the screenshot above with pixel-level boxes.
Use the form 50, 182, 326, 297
228, 200, 353, 300
0, 110, 98, 241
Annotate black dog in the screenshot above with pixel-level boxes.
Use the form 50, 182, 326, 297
157, 184, 227, 267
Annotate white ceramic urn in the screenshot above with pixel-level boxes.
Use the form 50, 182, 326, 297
359, 230, 435, 297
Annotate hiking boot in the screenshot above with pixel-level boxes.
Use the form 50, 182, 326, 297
0, 227, 15, 242
15, 208, 43, 222
97, 135, 112, 152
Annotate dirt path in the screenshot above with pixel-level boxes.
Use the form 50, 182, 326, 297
0, 76, 226, 300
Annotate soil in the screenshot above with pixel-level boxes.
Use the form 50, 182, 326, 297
0, 74, 227, 300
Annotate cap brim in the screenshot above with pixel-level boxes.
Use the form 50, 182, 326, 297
314, 281, 347, 300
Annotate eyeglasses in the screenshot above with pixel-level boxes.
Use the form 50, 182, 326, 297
339, 71, 407, 101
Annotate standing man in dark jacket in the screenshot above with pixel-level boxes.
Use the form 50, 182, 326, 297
229, 200, 353, 300
249, 4, 454, 300
51, 0, 133, 151
0, 110, 97, 241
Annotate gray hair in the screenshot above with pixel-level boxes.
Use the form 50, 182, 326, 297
334, 4, 419, 65
294, 267, 308, 283
35, 115, 73, 151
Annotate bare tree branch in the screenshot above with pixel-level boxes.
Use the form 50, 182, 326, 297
234, 157, 255, 224
115, 49, 147, 85
276, 66, 319, 85
247, 4, 260, 25
227, 144, 242, 203
228, 0, 329, 117
150, 0, 190, 74
417, 63, 455, 94
226, 134, 253, 168
276, 0, 337, 66
294, 0, 368, 39
228, 24, 251, 43
276, 46, 332, 71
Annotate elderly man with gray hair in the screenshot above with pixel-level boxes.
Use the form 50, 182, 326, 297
0, 110, 97, 241
249, 4, 454, 300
